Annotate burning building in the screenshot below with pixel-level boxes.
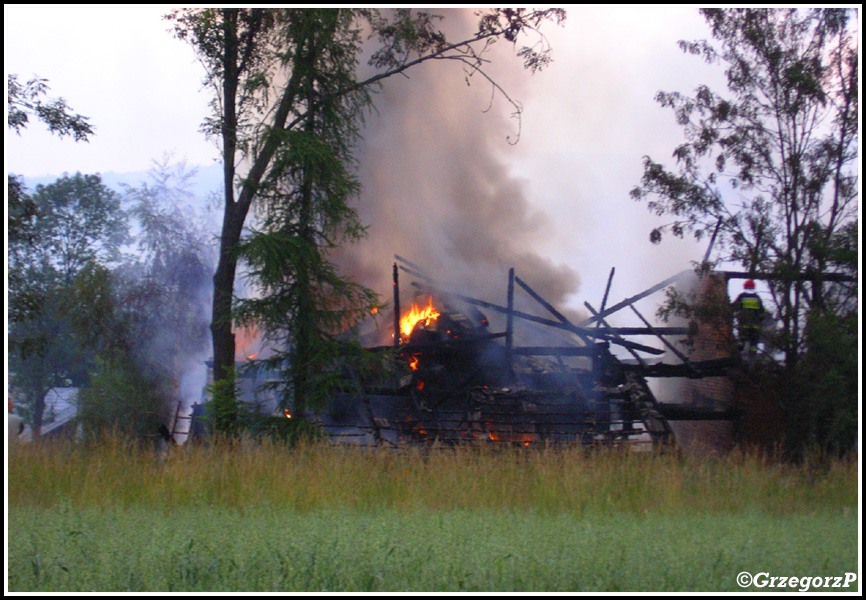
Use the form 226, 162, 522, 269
309, 257, 736, 447
180, 255, 740, 448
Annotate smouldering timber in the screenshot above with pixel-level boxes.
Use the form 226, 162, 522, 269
296, 256, 735, 450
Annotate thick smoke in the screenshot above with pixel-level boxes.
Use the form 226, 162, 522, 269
334, 10, 581, 333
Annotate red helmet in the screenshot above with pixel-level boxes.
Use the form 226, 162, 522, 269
744, 279, 756, 290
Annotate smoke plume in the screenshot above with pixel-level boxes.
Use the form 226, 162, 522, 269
334, 10, 581, 329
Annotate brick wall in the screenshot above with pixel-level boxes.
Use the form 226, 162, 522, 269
669, 273, 736, 452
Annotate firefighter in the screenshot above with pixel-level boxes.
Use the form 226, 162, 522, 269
732, 279, 765, 355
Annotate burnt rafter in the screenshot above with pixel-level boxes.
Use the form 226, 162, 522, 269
577, 269, 693, 326
584, 301, 647, 368
323, 257, 742, 448
720, 270, 855, 283
392, 256, 701, 364
401, 271, 678, 353
513, 274, 591, 346
629, 303, 697, 373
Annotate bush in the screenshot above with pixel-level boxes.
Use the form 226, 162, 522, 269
784, 311, 858, 456
77, 354, 166, 439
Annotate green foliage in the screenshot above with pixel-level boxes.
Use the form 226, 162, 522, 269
203, 369, 241, 436
631, 8, 858, 454
243, 415, 326, 446
72, 165, 214, 440
8, 174, 37, 250
8, 174, 128, 432
784, 310, 859, 455
77, 355, 166, 439
655, 271, 736, 352
631, 7, 858, 325
8, 173, 127, 316
167, 8, 567, 430
17, 173, 128, 285
7, 74, 94, 141
116, 161, 214, 373
232, 10, 380, 414
8, 165, 214, 439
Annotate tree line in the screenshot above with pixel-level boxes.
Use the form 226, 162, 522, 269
632, 8, 858, 455
8, 164, 214, 437
8, 8, 857, 455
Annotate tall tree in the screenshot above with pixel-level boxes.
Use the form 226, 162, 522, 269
631, 8, 858, 452
8, 73, 95, 266
8, 173, 127, 330
234, 10, 378, 414
631, 8, 858, 363
29, 174, 128, 285
75, 163, 216, 439
8, 174, 127, 433
120, 161, 215, 376
7, 74, 98, 434
167, 8, 566, 424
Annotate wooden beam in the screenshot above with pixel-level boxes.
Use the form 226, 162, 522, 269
505, 268, 515, 376
578, 270, 692, 326
514, 275, 592, 345
629, 304, 696, 374
720, 270, 855, 283
512, 346, 599, 357
394, 254, 433, 279
393, 263, 401, 347
412, 281, 665, 354
584, 301, 647, 368
598, 267, 615, 332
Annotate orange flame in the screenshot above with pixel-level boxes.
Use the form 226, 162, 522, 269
408, 355, 420, 370
400, 296, 440, 339
235, 325, 262, 362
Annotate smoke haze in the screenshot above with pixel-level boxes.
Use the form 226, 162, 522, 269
334, 10, 581, 324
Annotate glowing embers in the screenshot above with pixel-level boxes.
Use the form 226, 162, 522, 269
399, 296, 440, 341
486, 423, 534, 446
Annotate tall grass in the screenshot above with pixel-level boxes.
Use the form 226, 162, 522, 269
8, 436, 858, 591
8, 435, 857, 515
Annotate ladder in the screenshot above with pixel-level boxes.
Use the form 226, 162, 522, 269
169, 397, 193, 443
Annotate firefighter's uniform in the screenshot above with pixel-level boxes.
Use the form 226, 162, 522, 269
733, 280, 764, 349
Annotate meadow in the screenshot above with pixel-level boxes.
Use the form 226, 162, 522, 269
7, 437, 859, 592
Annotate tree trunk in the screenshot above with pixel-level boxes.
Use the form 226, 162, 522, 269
209, 8, 242, 429
211, 237, 238, 386
291, 37, 320, 416
31, 389, 45, 437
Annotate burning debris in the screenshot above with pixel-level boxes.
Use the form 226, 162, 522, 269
313, 256, 737, 448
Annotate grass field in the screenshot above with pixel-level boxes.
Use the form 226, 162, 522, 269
7, 437, 860, 592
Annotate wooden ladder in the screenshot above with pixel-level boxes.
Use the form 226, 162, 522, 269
169, 398, 192, 443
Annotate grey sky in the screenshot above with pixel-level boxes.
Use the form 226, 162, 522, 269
7, 6, 732, 320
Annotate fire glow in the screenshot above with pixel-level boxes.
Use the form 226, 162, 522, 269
399, 296, 440, 339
